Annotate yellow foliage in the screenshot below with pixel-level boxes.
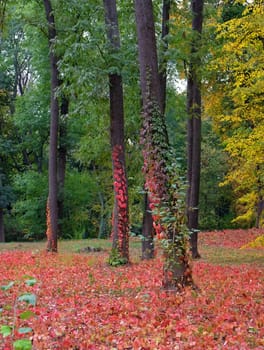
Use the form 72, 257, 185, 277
240, 235, 264, 249
204, 1, 264, 227
232, 192, 257, 227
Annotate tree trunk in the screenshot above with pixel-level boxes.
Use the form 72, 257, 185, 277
0, 0, 7, 32
141, 0, 171, 260
57, 95, 68, 238
135, 0, 193, 290
134, 1, 161, 108
255, 166, 264, 228
141, 192, 154, 259
0, 174, 5, 242
104, 0, 129, 264
43, 0, 59, 252
137, 0, 162, 260
159, 0, 171, 116
186, 0, 204, 259
0, 208, 4, 242
256, 198, 264, 228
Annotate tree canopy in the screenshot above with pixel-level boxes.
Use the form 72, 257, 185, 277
0, 0, 263, 245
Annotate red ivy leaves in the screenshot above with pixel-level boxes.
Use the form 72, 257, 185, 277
112, 144, 129, 259
0, 231, 263, 349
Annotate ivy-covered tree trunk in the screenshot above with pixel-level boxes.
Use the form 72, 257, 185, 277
187, 0, 204, 259
141, 0, 171, 260
0, 208, 4, 242
135, 0, 193, 290
104, 0, 129, 264
141, 193, 154, 259
44, 0, 59, 252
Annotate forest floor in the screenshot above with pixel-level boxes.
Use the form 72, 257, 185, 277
0, 229, 263, 349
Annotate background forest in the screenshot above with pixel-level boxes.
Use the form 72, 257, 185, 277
0, 0, 263, 243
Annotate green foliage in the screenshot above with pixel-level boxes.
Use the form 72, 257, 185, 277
0, 174, 15, 208
166, 90, 187, 169
11, 171, 47, 240
13, 338, 32, 349
19, 310, 35, 320
0, 325, 11, 337
62, 171, 105, 239
18, 293, 36, 306
1, 0, 260, 242
108, 248, 128, 266
13, 86, 49, 162
24, 278, 37, 287
1, 281, 14, 290
199, 120, 235, 230
0, 277, 36, 350
160, 156, 192, 283
9, 168, 111, 241
221, 0, 245, 22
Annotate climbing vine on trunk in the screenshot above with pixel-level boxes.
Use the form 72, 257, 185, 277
110, 144, 129, 265
135, 0, 194, 290
104, 0, 129, 265
141, 93, 193, 290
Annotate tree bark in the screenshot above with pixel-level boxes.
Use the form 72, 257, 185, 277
137, 0, 161, 260
141, 0, 171, 260
135, 1, 161, 108
43, 0, 59, 252
0, 0, 7, 32
141, 192, 154, 259
256, 198, 264, 228
57, 95, 68, 238
159, 0, 171, 116
104, 0, 129, 263
0, 208, 4, 242
0, 173, 5, 242
135, 0, 193, 290
255, 166, 264, 228
186, 0, 204, 259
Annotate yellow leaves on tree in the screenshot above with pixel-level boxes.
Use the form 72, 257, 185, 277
205, 1, 264, 228
240, 234, 264, 249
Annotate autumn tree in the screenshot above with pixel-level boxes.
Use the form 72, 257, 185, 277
43, 0, 60, 252
205, 1, 264, 229
104, 0, 129, 264
135, 0, 193, 290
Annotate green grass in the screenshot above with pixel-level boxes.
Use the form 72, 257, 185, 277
0, 238, 143, 260
199, 245, 264, 266
0, 239, 111, 253
0, 238, 263, 266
